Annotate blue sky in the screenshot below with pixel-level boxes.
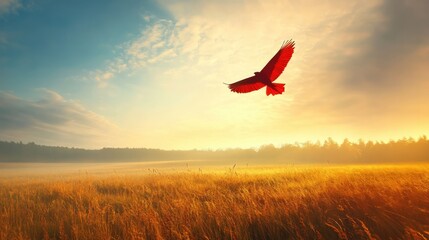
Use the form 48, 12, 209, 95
1, 0, 166, 96
1, 0, 429, 149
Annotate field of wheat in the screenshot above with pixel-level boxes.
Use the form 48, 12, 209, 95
0, 164, 428, 240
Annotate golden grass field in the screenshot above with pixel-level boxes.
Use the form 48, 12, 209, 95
0, 164, 428, 240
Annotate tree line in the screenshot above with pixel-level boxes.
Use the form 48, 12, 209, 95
0, 137, 428, 164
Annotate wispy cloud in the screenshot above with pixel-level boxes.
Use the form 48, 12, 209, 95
87, 18, 178, 88
0, 89, 120, 148
92, 70, 114, 88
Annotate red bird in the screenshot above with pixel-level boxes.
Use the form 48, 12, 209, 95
226, 40, 295, 96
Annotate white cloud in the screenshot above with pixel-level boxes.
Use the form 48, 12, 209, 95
0, 89, 121, 148
126, 19, 176, 66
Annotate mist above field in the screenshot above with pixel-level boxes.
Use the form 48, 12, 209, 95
1, 136, 428, 165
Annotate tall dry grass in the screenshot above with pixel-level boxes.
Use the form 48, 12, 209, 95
0, 165, 428, 240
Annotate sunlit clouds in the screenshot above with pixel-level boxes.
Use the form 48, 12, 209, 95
0, 90, 121, 148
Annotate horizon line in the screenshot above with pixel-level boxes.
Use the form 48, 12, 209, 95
1, 135, 427, 151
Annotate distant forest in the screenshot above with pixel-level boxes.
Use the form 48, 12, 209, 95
1, 137, 429, 164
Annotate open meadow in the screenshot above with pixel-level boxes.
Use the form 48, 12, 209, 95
0, 164, 428, 240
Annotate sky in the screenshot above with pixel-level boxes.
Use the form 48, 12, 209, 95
1, 0, 429, 150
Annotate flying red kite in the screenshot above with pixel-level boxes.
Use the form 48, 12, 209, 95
226, 40, 295, 96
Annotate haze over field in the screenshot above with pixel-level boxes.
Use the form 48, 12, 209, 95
1, 138, 429, 165
1, 0, 429, 150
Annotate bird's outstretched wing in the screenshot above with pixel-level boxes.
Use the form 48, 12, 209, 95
227, 76, 265, 93
261, 40, 295, 82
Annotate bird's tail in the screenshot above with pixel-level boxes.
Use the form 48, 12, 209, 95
266, 83, 285, 96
